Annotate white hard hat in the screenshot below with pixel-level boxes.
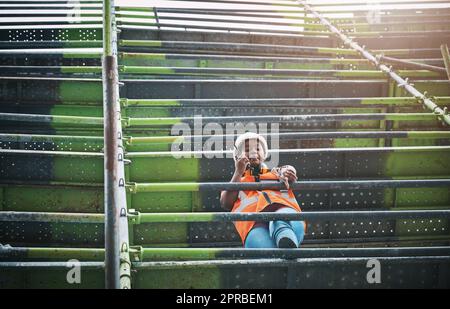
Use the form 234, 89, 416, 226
233, 132, 268, 162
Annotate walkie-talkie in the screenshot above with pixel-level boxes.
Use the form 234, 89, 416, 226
249, 163, 261, 181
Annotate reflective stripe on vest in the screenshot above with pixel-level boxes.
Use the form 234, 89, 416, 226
276, 190, 300, 207
234, 190, 298, 213
234, 191, 259, 213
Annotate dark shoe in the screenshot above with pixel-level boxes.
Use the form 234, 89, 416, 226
278, 236, 298, 248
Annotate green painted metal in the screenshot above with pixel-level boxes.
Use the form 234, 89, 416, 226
118, 65, 444, 78
120, 96, 450, 107
2, 0, 450, 290
119, 39, 359, 56
0, 185, 103, 212
0, 247, 105, 261
138, 246, 450, 261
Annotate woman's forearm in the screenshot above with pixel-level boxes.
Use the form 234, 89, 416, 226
220, 171, 242, 210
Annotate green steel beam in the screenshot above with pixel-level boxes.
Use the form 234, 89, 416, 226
119, 40, 359, 56
0, 112, 103, 126
0, 246, 105, 261
137, 246, 450, 261
0, 148, 103, 157
127, 145, 450, 158
125, 131, 450, 146
118, 66, 444, 79
3, 209, 449, 224
0, 133, 103, 144
133, 256, 450, 268
0, 211, 104, 223
123, 113, 440, 127
127, 179, 450, 193
120, 96, 450, 108
2, 112, 443, 128
3, 65, 445, 79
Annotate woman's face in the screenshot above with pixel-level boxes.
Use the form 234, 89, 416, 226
244, 139, 262, 167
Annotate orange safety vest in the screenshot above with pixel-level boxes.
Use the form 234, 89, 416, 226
231, 168, 304, 244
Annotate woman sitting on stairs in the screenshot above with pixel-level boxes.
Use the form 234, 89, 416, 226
220, 132, 306, 248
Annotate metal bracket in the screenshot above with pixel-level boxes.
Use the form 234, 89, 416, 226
119, 98, 128, 107
126, 182, 137, 193
397, 78, 409, 88
121, 117, 130, 127
127, 209, 141, 225
129, 246, 144, 262
120, 207, 127, 217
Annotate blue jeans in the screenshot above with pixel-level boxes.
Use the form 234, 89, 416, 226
244, 207, 305, 248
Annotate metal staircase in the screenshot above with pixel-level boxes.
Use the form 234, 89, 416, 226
1, 0, 450, 289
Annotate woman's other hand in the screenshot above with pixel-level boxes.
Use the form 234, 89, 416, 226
279, 165, 298, 189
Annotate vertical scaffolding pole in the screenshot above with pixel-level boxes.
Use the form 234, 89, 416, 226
103, 0, 119, 289
103, 0, 131, 289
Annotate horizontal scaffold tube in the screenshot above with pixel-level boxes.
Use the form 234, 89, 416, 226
0, 148, 103, 157
0, 246, 105, 261
121, 96, 450, 108
2, 209, 449, 224
0, 50, 102, 58
118, 66, 443, 78
0, 112, 441, 127
2, 131, 450, 147
0, 112, 103, 126
138, 246, 450, 261
126, 145, 450, 157
126, 131, 450, 145
116, 8, 450, 25
0, 133, 103, 143
378, 55, 447, 73
119, 52, 446, 67
119, 40, 359, 56
0, 65, 102, 74
117, 21, 334, 37
0, 211, 104, 223
2, 65, 444, 79
133, 256, 450, 269
119, 22, 450, 38
0, 40, 103, 49
0, 262, 104, 269
128, 210, 450, 224
129, 179, 450, 193
124, 113, 439, 126
2, 145, 449, 158
148, 0, 450, 12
